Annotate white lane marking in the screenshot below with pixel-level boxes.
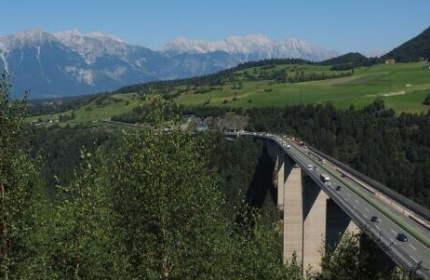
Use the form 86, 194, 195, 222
409, 244, 417, 251
353, 205, 357, 210
390, 229, 397, 235
344, 198, 349, 202
362, 213, 368, 219
365, 208, 370, 212
355, 199, 359, 204
347, 193, 351, 197
410, 255, 418, 263
375, 225, 380, 231
390, 239, 397, 245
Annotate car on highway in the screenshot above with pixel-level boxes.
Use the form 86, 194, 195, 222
396, 233, 408, 242
335, 185, 341, 191
371, 215, 379, 222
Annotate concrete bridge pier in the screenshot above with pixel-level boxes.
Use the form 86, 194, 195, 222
266, 140, 360, 276
267, 140, 285, 210
303, 176, 329, 274
276, 152, 285, 210
283, 158, 303, 265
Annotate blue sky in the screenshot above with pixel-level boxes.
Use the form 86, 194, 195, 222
2, 0, 430, 53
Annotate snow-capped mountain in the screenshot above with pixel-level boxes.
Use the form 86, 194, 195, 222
0, 29, 163, 97
161, 35, 339, 61
0, 30, 340, 98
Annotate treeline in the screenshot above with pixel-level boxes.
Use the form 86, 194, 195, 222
115, 58, 312, 95
246, 101, 430, 209
320, 52, 380, 70
28, 93, 107, 116
112, 104, 243, 123
239, 67, 352, 83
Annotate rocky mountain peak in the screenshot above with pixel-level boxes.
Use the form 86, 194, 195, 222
161, 34, 339, 61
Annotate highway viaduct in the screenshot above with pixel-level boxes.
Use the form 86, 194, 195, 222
226, 131, 430, 279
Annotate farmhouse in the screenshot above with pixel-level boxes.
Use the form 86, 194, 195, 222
385, 58, 396, 64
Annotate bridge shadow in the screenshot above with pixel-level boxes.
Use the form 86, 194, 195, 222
303, 175, 322, 221
236, 144, 278, 226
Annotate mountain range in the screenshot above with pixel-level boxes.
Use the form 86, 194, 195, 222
0, 29, 340, 98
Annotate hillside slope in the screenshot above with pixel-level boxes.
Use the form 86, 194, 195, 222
382, 26, 430, 62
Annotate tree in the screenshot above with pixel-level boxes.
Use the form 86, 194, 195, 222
46, 151, 127, 279
95, 96, 300, 279
0, 74, 46, 279
423, 94, 430, 105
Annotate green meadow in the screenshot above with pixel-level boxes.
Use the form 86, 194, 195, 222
174, 62, 430, 114
27, 93, 142, 124
27, 62, 430, 125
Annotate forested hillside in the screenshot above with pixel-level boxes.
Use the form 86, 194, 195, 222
1, 80, 302, 279
382, 27, 430, 62
319, 52, 379, 70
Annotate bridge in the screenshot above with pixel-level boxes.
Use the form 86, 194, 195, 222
226, 131, 430, 279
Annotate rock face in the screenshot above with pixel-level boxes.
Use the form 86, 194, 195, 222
0, 30, 339, 98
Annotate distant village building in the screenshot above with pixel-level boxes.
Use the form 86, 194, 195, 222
385, 58, 396, 64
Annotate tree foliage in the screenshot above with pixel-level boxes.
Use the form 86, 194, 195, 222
0, 74, 46, 279
423, 94, 430, 105
27, 96, 298, 279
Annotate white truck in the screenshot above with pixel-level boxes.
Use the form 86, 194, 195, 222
320, 173, 331, 185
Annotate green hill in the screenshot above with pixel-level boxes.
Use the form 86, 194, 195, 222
382, 26, 430, 62
319, 52, 379, 70
174, 62, 430, 114
27, 61, 430, 125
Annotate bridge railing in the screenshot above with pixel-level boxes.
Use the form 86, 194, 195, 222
228, 132, 427, 276
226, 132, 430, 222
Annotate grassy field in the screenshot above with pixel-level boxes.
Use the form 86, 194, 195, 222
174, 62, 430, 113
27, 93, 142, 124
27, 62, 430, 125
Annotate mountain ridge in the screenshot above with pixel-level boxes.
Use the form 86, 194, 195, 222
381, 26, 430, 62
161, 35, 339, 61
0, 29, 340, 98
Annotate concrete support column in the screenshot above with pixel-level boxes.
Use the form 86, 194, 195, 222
345, 220, 360, 236
283, 163, 303, 264
277, 153, 285, 210
303, 178, 328, 274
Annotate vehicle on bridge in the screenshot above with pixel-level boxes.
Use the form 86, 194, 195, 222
396, 232, 408, 242
320, 173, 330, 184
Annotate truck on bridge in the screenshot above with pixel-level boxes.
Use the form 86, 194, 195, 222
320, 173, 331, 185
